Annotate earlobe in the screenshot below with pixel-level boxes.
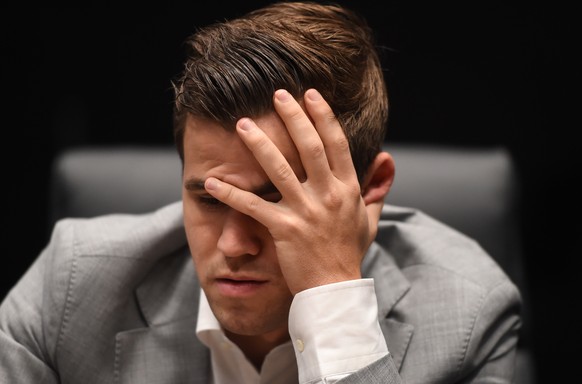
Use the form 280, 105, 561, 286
361, 151, 395, 206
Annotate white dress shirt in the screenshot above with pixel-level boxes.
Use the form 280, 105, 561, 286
196, 278, 388, 384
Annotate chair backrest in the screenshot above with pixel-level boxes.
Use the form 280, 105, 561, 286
385, 144, 524, 293
49, 143, 523, 285
48, 143, 533, 382
49, 145, 183, 224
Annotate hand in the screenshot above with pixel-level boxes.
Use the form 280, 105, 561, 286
204, 88, 372, 294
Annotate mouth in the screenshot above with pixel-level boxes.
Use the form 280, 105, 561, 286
214, 277, 268, 297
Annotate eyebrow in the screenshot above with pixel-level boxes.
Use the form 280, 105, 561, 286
184, 177, 279, 196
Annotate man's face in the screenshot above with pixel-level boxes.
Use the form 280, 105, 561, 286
182, 112, 305, 340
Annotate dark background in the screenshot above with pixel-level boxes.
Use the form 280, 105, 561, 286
1, 1, 577, 382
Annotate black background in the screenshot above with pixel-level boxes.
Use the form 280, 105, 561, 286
1, 1, 578, 382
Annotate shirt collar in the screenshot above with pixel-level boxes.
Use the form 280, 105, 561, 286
195, 288, 222, 347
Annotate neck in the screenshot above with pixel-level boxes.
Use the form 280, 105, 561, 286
225, 328, 290, 370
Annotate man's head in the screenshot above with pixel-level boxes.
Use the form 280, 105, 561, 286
175, 1, 394, 354
172, 1, 388, 182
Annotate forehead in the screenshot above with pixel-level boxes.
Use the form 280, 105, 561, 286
182, 112, 302, 190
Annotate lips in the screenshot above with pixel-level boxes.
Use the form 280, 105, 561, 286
215, 277, 268, 296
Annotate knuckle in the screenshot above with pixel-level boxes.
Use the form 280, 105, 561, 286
347, 180, 361, 194
254, 135, 271, 152
288, 108, 305, 122
275, 163, 294, 182
244, 194, 260, 212
308, 141, 325, 158
278, 214, 300, 234
347, 183, 362, 200
334, 135, 350, 152
223, 186, 236, 202
323, 187, 343, 208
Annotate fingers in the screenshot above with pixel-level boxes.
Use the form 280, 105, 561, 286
273, 89, 333, 184
204, 177, 275, 226
303, 89, 357, 182
274, 89, 357, 184
204, 88, 357, 223
235, 117, 304, 204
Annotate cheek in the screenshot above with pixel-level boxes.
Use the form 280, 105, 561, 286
185, 221, 220, 287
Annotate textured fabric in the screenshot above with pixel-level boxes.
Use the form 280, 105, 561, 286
0, 201, 522, 383
337, 355, 401, 384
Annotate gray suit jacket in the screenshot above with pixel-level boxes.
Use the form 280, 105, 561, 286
0, 201, 521, 383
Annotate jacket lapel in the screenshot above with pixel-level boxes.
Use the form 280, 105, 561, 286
362, 241, 414, 371
115, 246, 210, 383
114, 204, 415, 380
114, 319, 210, 383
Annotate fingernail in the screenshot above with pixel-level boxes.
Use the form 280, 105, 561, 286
238, 118, 254, 131
205, 178, 219, 191
306, 88, 322, 101
275, 89, 291, 102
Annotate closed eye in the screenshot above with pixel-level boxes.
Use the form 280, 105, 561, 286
198, 195, 225, 209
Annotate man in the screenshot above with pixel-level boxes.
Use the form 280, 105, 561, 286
0, 2, 522, 383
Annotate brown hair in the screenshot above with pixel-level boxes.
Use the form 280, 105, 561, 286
172, 1, 388, 181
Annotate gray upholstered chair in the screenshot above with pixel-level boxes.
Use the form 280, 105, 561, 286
49, 143, 535, 383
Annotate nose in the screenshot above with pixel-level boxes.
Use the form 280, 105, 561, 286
217, 209, 261, 257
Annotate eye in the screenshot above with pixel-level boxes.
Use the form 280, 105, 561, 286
197, 195, 225, 209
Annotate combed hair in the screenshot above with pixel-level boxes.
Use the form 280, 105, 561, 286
172, 1, 388, 181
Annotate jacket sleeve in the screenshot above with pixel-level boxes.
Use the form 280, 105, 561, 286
458, 279, 522, 383
0, 220, 75, 383
337, 355, 403, 384
337, 278, 521, 384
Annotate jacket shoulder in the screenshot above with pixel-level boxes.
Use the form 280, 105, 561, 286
50, 200, 185, 259
376, 204, 513, 289
371, 204, 522, 381
0, 201, 190, 380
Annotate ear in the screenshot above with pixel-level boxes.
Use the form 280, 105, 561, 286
360, 151, 395, 242
361, 151, 395, 206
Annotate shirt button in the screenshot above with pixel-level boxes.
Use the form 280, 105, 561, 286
295, 339, 304, 352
